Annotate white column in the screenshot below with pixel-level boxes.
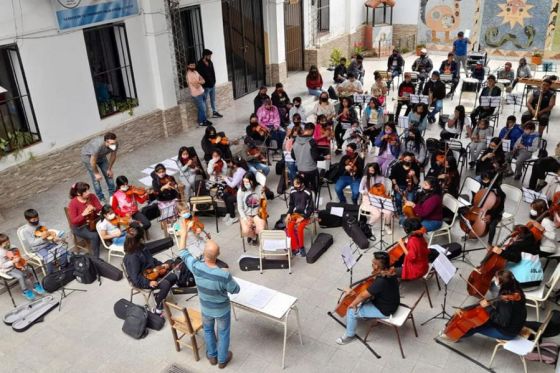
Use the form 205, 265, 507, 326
264, 0, 286, 65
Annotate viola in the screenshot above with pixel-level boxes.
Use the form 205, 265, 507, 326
526, 221, 545, 241
399, 187, 418, 219
459, 172, 501, 239
248, 147, 267, 163
6, 248, 27, 270
259, 190, 269, 221
443, 293, 522, 342
386, 227, 427, 266
125, 186, 147, 198
368, 183, 387, 197
335, 267, 397, 317
466, 232, 517, 297
84, 203, 98, 232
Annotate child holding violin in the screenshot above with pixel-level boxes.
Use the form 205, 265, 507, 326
68, 182, 102, 257
97, 205, 128, 247
177, 146, 203, 200
402, 177, 443, 232
112, 175, 151, 231
246, 114, 268, 145
336, 251, 400, 345
313, 114, 332, 156
391, 218, 430, 280
390, 152, 420, 215
175, 204, 207, 258
151, 164, 180, 223
448, 270, 526, 341
359, 162, 393, 234
374, 123, 401, 176
286, 175, 314, 257
123, 223, 178, 315
0, 233, 45, 300
201, 126, 233, 162
238, 173, 266, 246
207, 149, 228, 182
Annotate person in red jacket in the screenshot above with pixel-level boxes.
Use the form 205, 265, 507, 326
403, 176, 443, 232
111, 175, 151, 231
306, 65, 324, 97
67, 182, 102, 256
393, 218, 430, 280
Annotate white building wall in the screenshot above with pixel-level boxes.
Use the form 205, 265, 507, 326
315, 0, 366, 46
392, 0, 420, 24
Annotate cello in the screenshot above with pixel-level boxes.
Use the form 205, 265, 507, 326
386, 226, 427, 266
459, 172, 501, 239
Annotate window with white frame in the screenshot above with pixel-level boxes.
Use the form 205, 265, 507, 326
317, 0, 330, 33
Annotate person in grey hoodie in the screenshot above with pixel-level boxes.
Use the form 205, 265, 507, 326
237, 173, 265, 246
291, 122, 330, 192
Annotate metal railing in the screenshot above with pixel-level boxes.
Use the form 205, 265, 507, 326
394, 34, 417, 54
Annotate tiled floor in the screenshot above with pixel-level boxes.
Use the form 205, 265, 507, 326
0, 52, 558, 373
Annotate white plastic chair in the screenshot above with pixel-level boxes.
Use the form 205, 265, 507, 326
489, 310, 553, 373
525, 263, 560, 321
457, 177, 481, 207
96, 222, 125, 264
428, 194, 460, 246
258, 230, 292, 274
16, 225, 47, 276
495, 184, 523, 242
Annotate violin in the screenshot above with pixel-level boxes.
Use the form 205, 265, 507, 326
143, 264, 170, 281
400, 188, 418, 219
34, 226, 59, 241
125, 186, 147, 198
184, 216, 211, 239
110, 216, 131, 228
288, 213, 304, 222
466, 231, 518, 297
84, 203, 98, 232
248, 147, 267, 163
443, 292, 522, 342
252, 125, 269, 137
368, 183, 388, 197
259, 192, 269, 221
386, 227, 427, 266
344, 153, 359, 177
334, 267, 397, 317
459, 172, 501, 239
213, 159, 224, 176
320, 123, 334, 139
159, 175, 176, 188
6, 248, 27, 270
210, 135, 229, 146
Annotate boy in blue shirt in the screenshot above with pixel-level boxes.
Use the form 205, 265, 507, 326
452, 31, 470, 76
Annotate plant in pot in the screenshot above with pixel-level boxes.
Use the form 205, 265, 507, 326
415, 44, 426, 56
531, 50, 543, 65
328, 48, 343, 70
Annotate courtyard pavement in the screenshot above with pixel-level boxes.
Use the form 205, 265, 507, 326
0, 52, 559, 373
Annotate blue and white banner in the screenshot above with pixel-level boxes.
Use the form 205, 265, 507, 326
53, 0, 140, 31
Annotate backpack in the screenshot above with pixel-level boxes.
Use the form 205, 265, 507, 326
525, 342, 559, 364
71, 254, 99, 284
122, 305, 149, 339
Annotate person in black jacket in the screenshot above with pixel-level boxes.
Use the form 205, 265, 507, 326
335, 143, 364, 204
422, 71, 446, 124
253, 86, 269, 114
196, 49, 222, 118
470, 75, 502, 128
455, 270, 526, 340
473, 171, 506, 245
395, 73, 416, 118
387, 49, 405, 89
476, 137, 506, 176
201, 125, 233, 162
439, 52, 459, 97
333, 57, 348, 83
246, 114, 267, 145
285, 175, 315, 257
123, 223, 178, 314
271, 83, 291, 126
334, 97, 358, 153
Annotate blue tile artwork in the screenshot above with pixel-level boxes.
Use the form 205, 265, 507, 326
480, 0, 552, 51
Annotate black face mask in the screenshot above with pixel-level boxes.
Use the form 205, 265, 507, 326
29, 220, 39, 226
403, 161, 411, 167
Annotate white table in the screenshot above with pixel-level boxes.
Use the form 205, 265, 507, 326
229, 277, 303, 369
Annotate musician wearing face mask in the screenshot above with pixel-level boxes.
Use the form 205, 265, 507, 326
475, 137, 506, 176
426, 151, 446, 180
286, 176, 314, 257
335, 144, 364, 204
80, 132, 118, 204
530, 199, 560, 257
151, 164, 180, 224
402, 128, 427, 167
374, 123, 401, 176
392, 218, 430, 280
336, 251, 400, 345
521, 78, 556, 135
311, 92, 336, 123
477, 171, 506, 245
422, 71, 446, 124
67, 182, 102, 257
238, 173, 266, 246
403, 177, 443, 232
359, 163, 393, 234
246, 114, 268, 145
505, 122, 540, 180
390, 152, 420, 215
176, 147, 203, 200
112, 175, 151, 231
22, 209, 68, 273
97, 205, 128, 247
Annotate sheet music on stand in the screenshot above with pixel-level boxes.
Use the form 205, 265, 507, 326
369, 195, 395, 213
341, 121, 352, 130
506, 93, 522, 104
341, 244, 357, 270
353, 94, 372, 107
410, 94, 429, 104
433, 250, 457, 285
398, 116, 409, 129
522, 187, 548, 204
479, 96, 501, 107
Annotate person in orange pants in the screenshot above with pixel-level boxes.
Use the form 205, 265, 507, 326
285, 175, 314, 257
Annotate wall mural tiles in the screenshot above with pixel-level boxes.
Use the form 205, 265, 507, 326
480, 0, 551, 51
548, 0, 560, 57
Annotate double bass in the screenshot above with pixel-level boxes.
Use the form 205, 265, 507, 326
459, 172, 501, 239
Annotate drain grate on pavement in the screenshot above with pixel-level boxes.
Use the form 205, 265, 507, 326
163, 363, 189, 373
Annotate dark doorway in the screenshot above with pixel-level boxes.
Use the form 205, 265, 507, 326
222, 0, 265, 99
284, 0, 304, 71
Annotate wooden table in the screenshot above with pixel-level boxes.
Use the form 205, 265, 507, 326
229, 277, 303, 369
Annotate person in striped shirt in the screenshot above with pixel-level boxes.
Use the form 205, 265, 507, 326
179, 219, 240, 369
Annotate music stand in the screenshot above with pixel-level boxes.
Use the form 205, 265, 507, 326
341, 242, 360, 286
421, 246, 457, 325
522, 187, 548, 204
410, 94, 429, 105
457, 214, 486, 267
479, 96, 501, 108
368, 195, 395, 251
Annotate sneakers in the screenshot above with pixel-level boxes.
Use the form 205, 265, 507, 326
205, 120, 213, 126
294, 248, 306, 257
222, 213, 232, 222
336, 335, 356, 345
224, 215, 238, 226
218, 351, 233, 369
33, 283, 45, 295
23, 289, 36, 301
247, 237, 259, 246
212, 112, 223, 118
198, 122, 209, 127
152, 305, 164, 316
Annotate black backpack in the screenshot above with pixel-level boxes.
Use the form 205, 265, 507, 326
72, 254, 99, 284
42, 264, 75, 293
122, 305, 149, 339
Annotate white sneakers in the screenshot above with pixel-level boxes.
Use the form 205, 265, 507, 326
222, 214, 239, 226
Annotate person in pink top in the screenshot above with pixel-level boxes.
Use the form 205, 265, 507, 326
111, 175, 152, 231
256, 98, 285, 150
186, 61, 211, 127
313, 114, 332, 156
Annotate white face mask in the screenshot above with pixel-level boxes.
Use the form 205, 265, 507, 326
244, 182, 252, 189
530, 209, 538, 217
108, 144, 117, 151
120, 186, 129, 192
107, 213, 116, 220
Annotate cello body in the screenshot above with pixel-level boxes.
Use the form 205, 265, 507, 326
459, 187, 499, 239
467, 253, 506, 297
335, 276, 375, 317
443, 306, 490, 342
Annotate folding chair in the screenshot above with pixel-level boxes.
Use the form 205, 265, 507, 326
163, 301, 204, 361
16, 225, 47, 276
428, 194, 459, 246
121, 262, 155, 306
457, 177, 481, 207
95, 222, 125, 263
489, 310, 554, 373
524, 263, 560, 321
258, 230, 292, 274
364, 292, 425, 359
494, 184, 522, 243
189, 195, 219, 233
0, 272, 18, 307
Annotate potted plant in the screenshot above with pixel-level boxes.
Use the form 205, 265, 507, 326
416, 44, 426, 56
531, 50, 543, 65
328, 48, 343, 70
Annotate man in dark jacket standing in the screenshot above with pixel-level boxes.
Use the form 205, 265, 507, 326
387, 49, 404, 89
197, 49, 223, 118
422, 71, 446, 124
291, 123, 329, 193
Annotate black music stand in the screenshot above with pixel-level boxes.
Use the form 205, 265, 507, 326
341, 242, 363, 286
369, 195, 395, 251
421, 246, 456, 325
